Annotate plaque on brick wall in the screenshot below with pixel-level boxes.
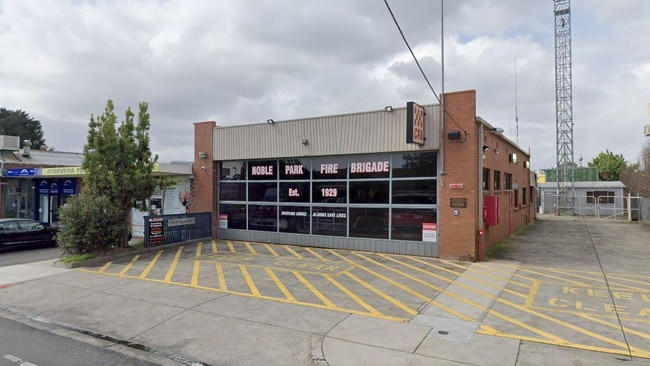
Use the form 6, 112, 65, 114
450, 198, 467, 208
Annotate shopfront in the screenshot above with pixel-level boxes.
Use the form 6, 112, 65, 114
218, 152, 438, 244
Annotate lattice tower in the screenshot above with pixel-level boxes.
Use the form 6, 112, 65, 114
554, 0, 575, 213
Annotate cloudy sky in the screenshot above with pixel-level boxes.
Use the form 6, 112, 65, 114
1, 0, 649, 171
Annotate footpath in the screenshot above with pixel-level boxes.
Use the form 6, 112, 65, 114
1, 215, 649, 366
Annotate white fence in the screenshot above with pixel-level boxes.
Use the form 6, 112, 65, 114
540, 193, 642, 221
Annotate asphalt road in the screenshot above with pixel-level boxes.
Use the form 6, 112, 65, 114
0, 247, 60, 267
0, 316, 157, 366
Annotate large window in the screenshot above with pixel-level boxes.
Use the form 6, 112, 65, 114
218, 152, 438, 241
494, 170, 501, 190
483, 168, 490, 191
504, 173, 513, 190
587, 191, 615, 204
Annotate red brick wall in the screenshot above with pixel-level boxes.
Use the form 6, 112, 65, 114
192, 121, 218, 238
438, 90, 480, 261
480, 117, 536, 254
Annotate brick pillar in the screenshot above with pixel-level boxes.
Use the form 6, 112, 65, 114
192, 121, 218, 238
438, 90, 480, 261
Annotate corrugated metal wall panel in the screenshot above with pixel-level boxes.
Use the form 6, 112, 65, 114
216, 229, 439, 257
214, 105, 440, 161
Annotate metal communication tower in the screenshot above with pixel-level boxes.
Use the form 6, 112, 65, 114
554, 0, 575, 214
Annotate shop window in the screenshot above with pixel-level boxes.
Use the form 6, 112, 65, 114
349, 154, 391, 179
280, 158, 311, 180
248, 204, 277, 231
279, 182, 310, 203
248, 160, 278, 180
494, 170, 501, 190
483, 168, 490, 191
391, 208, 437, 241
349, 208, 388, 239
587, 191, 615, 204
312, 156, 348, 179
279, 206, 310, 233
392, 152, 437, 178
312, 206, 347, 236
220, 161, 247, 180
248, 182, 277, 202
392, 180, 436, 204
219, 182, 246, 201
219, 204, 246, 229
313, 181, 347, 203
504, 173, 513, 190
350, 181, 389, 204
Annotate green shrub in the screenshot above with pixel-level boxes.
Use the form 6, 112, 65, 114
56, 192, 123, 255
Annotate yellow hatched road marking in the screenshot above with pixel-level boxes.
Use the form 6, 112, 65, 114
524, 280, 541, 308
284, 246, 304, 259
244, 242, 257, 255
515, 267, 591, 287
323, 274, 382, 316
227, 241, 236, 253
239, 264, 260, 296
575, 313, 650, 340
327, 249, 478, 321
292, 271, 335, 307
345, 272, 417, 316
216, 263, 227, 291
98, 261, 112, 273
404, 256, 528, 298
118, 255, 140, 276
264, 244, 280, 257
164, 246, 184, 282
265, 268, 296, 302
75, 268, 409, 322
304, 247, 328, 261
191, 260, 201, 287
139, 250, 163, 279
211, 240, 218, 254
195, 243, 202, 257
546, 268, 643, 291
605, 274, 650, 287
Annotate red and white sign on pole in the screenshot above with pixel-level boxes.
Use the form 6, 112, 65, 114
422, 222, 437, 242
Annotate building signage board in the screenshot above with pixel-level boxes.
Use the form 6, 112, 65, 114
168, 217, 196, 227
450, 198, 468, 208
62, 179, 76, 194
40, 166, 86, 176
148, 217, 164, 246
422, 222, 437, 242
3, 168, 36, 177
219, 214, 228, 229
406, 101, 425, 145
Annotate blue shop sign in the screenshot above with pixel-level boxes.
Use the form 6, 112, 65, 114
38, 180, 49, 194
50, 182, 59, 195
62, 179, 76, 194
3, 168, 36, 177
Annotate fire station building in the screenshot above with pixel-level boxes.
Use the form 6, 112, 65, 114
190, 90, 536, 261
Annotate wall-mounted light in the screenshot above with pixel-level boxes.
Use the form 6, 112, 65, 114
509, 153, 518, 164
267, 118, 275, 125
490, 127, 504, 134
483, 145, 490, 152
198, 151, 208, 159
384, 106, 393, 112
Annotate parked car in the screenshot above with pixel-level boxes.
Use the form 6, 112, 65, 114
0, 218, 57, 252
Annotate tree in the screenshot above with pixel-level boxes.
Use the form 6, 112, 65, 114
57, 100, 158, 253
620, 142, 650, 196
0, 108, 46, 148
588, 150, 627, 181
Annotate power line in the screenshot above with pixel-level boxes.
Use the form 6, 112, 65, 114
383, 0, 467, 137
